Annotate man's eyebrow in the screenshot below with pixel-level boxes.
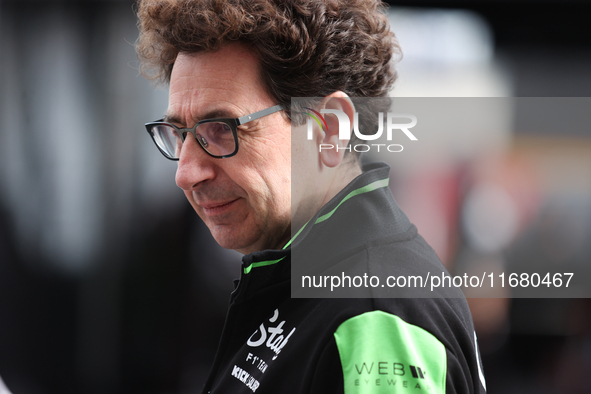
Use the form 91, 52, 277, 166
163, 109, 239, 126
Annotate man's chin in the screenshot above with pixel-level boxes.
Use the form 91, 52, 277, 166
210, 227, 258, 255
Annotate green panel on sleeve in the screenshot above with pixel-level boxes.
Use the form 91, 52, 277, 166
334, 311, 446, 394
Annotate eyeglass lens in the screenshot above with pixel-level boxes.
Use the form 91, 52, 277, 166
152, 122, 235, 159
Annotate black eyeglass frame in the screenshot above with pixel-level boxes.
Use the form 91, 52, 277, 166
145, 104, 284, 160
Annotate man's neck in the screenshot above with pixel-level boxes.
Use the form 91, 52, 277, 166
318, 161, 362, 208
290, 160, 362, 238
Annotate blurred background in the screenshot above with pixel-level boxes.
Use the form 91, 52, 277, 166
0, 0, 590, 393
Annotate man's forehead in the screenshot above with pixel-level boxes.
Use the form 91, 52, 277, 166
165, 85, 251, 125
166, 45, 268, 125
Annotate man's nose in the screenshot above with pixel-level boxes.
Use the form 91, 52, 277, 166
175, 133, 216, 190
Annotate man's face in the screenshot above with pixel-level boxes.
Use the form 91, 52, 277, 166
168, 44, 292, 255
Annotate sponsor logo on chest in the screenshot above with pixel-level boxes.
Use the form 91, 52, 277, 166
246, 308, 296, 360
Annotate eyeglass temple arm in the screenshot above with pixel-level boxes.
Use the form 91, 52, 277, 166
236, 105, 283, 125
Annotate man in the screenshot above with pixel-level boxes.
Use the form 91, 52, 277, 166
137, 0, 486, 392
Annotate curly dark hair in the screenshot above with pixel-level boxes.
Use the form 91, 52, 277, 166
136, 0, 401, 160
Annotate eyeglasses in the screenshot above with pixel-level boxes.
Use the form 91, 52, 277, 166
145, 104, 284, 160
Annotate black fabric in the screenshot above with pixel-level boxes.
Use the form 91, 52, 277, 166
201, 163, 486, 393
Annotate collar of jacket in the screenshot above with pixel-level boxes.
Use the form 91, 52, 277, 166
234, 162, 414, 299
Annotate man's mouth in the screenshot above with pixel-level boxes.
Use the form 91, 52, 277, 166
200, 198, 240, 215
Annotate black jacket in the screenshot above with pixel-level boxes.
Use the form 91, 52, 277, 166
202, 163, 486, 393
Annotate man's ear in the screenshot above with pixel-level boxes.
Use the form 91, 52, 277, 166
318, 92, 355, 168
